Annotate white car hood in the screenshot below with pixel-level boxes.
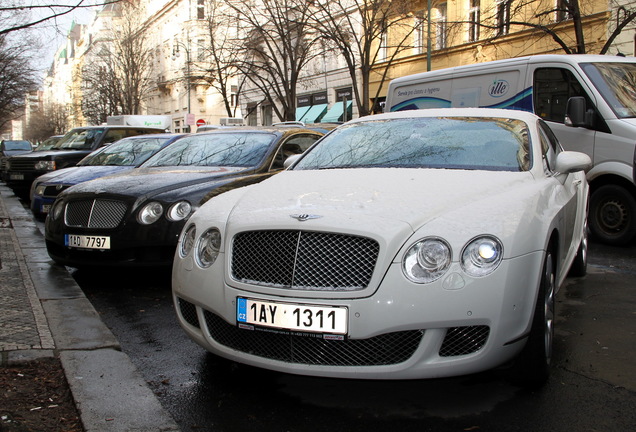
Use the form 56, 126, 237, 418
224, 168, 534, 240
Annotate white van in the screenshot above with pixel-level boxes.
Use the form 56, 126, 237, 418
386, 54, 636, 246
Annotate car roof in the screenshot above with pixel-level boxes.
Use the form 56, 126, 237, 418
196, 126, 323, 136
353, 107, 540, 123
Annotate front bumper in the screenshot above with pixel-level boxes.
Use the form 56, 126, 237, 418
172, 251, 544, 379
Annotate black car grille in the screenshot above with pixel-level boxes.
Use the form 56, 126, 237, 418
203, 310, 423, 366
231, 230, 379, 291
43, 185, 70, 198
439, 326, 490, 357
7, 159, 36, 171
64, 199, 128, 229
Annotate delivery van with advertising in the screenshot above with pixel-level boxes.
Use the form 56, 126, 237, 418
386, 54, 636, 246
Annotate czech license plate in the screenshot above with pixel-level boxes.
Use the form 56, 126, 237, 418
237, 297, 347, 335
65, 234, 110, 250
10, 173, 24, 180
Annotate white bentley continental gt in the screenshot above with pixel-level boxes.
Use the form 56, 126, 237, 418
172, 108, 591, 387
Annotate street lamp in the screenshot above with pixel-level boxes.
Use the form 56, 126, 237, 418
172, 41, 191, 132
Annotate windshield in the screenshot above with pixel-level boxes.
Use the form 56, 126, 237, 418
143, 132, 275, 167
294, 117, 531, 172
78, 137, 170, 167
581, 62, 636, 118
55, 128, 106, 150
2, 140, 31, 151
35, 136, 61, 151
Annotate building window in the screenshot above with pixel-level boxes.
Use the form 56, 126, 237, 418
414, 12, 425, 54
468, 0, 480, 42
231, 85, 238, 108
435, 3, 448, 50
197, 0, 205, 20
379, 31, 388, 61
197, 39, 205, 61
555, 0, 572, 22
496, 0, 511, 36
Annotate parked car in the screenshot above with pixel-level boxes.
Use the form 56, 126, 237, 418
44, 127, 324, 268
1, 139, 33, 181
30, 133, 187, 218
4, 125, 166, 198
172, 108, 591, 387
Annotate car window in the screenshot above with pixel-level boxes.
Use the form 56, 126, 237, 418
270, 134, 321, 170
144, 132, 276, 167
2, 140, 31, 151
79, 137, 169, 166
57, 128, 106, 150
537, 120, 562, 174
294, 117, 532, 172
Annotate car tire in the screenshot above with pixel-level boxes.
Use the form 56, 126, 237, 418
589, 185, 636, 246
568, 222, 588, 277
509, 251, 555, 388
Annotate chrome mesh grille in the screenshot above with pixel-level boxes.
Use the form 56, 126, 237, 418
65, 199, 128, 229
178, 298, 200, 329
439, 325, 490, 357
204, 311, 423, 366
231, 230, 379, 291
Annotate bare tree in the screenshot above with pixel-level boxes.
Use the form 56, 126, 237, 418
81, 1, 153, 122
0, 0, 120, 36
311, 0, 418, 117
195, 0, 244, 118
0, 35, 38, 130
475, 0, 636, 55
226, 0, 321, 122
24, 102, 68, 141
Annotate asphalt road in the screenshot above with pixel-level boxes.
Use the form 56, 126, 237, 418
70, 241, 636, 432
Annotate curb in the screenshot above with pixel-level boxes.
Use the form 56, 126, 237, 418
1, 185, 180, 432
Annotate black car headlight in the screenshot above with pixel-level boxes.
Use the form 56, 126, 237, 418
402, 237, 452, 283
35, 160, 56, 171
167, 201, 192, 222
50, 200, 65, 221
137, 201, 163, 225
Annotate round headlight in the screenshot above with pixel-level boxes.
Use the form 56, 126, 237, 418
179, 224, 196, 258
402, 237, 452, 283
137, 201, 163, 225
461, 236, 503, 277
51, 200, 64, 221
195, 228, 221, 268
167, 201, 192, 222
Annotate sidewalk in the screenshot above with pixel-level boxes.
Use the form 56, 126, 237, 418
0, 184, 180, 432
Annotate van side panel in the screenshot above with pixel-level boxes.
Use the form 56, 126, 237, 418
389, 69, 532, 112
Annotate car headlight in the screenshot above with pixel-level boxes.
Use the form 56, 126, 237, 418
195, 228, 221, 268
137, 201, 163, 225
179, 224, 196, 258
35, 160, 56, 171
50, 200, 64, 221
461, 236, 503, 277
34, 184, 46, 196
167, 201, 192, 222
403, 237, 452, 283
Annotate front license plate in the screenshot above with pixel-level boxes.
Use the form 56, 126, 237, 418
65, 234, 110, 250
10, 173, 24, 180
41, 204, 51, 214
237, 297, 348, 335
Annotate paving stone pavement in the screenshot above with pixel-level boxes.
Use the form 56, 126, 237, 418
0, 195, 54, 353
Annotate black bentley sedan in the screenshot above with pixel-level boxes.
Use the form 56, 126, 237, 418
44, 127, 324, 268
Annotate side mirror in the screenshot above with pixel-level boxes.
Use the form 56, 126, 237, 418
565, 97, 594, 128
555, 151, 592, 174
283, 154, 302, 169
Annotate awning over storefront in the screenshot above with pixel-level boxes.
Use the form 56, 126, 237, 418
299, 104, 328, 123
321, 101, 353, 123
295, 106, 311, 121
